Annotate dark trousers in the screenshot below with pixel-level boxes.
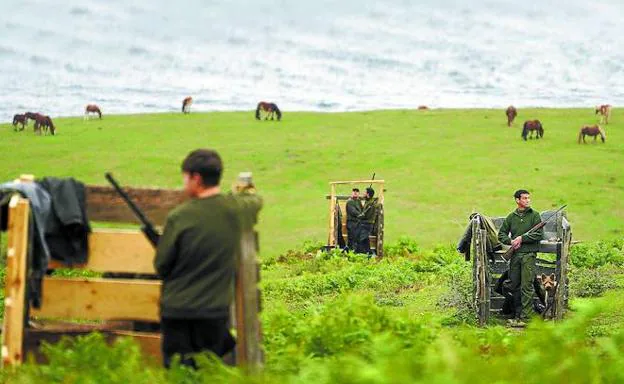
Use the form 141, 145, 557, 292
161, 317, 235, 369
509, 252, 536, 319
355, 222, 373, 254
346, 222, 358, 250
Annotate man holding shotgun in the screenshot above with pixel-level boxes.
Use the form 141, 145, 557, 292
497, 189, 544, 324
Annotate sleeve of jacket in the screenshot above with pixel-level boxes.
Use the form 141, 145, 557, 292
497, 216, 512, 245
154, 215, 178, 279
234, 192, 263, 230
521, 211, 544, 244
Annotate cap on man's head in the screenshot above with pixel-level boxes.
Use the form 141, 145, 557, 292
366, 187, 375, 197
352, 188, 360, 192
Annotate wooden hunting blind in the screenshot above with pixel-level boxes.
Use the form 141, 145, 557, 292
326, 180, 385, 257
470, 210, 572, 326
1, 175, 262, 368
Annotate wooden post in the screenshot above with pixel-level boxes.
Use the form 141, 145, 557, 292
472, 216, 489, 326
1, 196, 30, 367
376, 204, 385, 258
554, 220, 571, 321
328, 183, 337, 247
235, 229, 263, 369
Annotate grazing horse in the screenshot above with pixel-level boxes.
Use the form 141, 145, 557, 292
255, 101, 282, 121
12, 114, 27, 131
521, 120, 544, 140
417, 105, 429, 110
506, 105, 517, 127
182, 97, 193, 114
595, 104, 612, 124
33, 115, 55, 135
84, 104, 102, 119
25, 111, 41, 125
578, 125, 605, 144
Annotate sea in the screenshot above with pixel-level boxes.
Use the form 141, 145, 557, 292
0, 0, 623, 121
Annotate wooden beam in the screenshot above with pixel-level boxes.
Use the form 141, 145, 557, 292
24, 328, 161, 365
47, 229, 156, 273
85, 185, 186, 225
32, 278, 161, 322
1, 196, 30, 367
329, 180, 385, 185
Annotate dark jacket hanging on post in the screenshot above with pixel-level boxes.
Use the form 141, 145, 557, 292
37, 177, 91, 265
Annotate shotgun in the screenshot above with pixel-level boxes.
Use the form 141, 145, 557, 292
105, 172, 161, 247
501, 205, 567, 261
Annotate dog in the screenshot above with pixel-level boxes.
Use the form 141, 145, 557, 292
536, 273, 558, 318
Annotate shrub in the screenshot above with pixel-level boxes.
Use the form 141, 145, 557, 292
570, 239, 624, 268
569, 265, 620, 298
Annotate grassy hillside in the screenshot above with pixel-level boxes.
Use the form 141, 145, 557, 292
1, 109, 622, 255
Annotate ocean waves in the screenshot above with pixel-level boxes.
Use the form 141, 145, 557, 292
0, 0, 622, 121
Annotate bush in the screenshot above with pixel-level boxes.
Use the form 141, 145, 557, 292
569, 265, 620, 298
437, 262, 476, 324
384, 236, 420, 258
570, 239, 624, 268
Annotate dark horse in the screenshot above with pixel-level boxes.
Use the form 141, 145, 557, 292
521, 120, 544, 140
255, 101, 282, 121
33, 115, 55, 135
578, 125, 605, 144
506, 105, 517, 127
12, 114, 27, 131
182, 96, 193, 114
85, 104, 102, 119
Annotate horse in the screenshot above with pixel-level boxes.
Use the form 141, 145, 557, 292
33, 115, 55, 135
578, 124, 605, 144
255, 101, 282, 121
182, 97, 193, 114
506, 106, 517, 127
84, 104, 102, 120
521, 120, 544, 140
417, 105, 429, 110
595, 104, 612, 124
25, 111, 41, 125
12, 114, 27, 131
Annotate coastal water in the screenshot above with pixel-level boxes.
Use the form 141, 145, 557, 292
1, 0, 622, 121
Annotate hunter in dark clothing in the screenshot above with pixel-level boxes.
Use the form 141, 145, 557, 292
355, 187, 377, 255
497, 189, 543, 322
345, 188, 362, 250
154, 149, 262, 369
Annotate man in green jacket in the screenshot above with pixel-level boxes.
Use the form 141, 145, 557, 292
356, 187, 377, 255
154, 149, 262, 368
346, 188, 362, 250
497, 189, 543, 324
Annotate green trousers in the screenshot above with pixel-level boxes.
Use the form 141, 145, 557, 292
509, 252, 536, 319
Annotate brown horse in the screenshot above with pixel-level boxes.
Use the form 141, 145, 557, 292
25, 111, 41, 125
417, 105, 429, 110
595, 104, 612, 124
33, 115, 55, 135
506, 106, 517, 127
578, 125, 605, 143
521, 120, 544, 140
255, 101, 282, 121
84, 104, 102, 119
12, 114, 27, 131
182, 97, 193, 114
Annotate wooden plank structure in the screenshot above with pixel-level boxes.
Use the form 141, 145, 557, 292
1, 175, 263, 368
326, 180, 385, 257
470, 210, 572, 326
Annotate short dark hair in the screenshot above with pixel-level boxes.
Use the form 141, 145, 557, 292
366, 187, 375, 197
181, 149, 223, 187
352, 188, 360, 192
514, 189, 530, 199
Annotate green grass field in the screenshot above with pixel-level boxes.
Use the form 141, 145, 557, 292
1, 109, 624, 382
1, 108, 622, 256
